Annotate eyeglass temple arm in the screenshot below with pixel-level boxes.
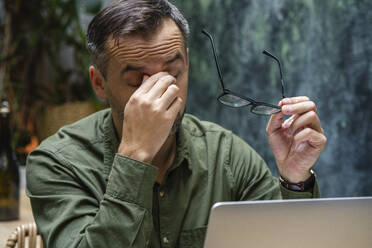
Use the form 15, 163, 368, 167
262, 50, 286, 99
202, 30, 226, 91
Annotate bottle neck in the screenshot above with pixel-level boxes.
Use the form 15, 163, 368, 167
0, 113, 12, 149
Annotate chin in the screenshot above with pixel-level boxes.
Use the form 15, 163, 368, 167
169, 111, 184, 136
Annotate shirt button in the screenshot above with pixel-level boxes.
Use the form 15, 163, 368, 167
163, 236, 169, 244
159, 191, 165, 197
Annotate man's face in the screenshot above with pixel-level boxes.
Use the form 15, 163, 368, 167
101, 19, 189, 137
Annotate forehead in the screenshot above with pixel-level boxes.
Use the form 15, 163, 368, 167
107, 19, 185, 66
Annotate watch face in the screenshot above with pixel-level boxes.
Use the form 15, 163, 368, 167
292, 184, 305, 191
279, 172, 315, 192
281, 180, 304, 191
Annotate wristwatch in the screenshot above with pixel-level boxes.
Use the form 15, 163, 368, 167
279, 170, 315, 192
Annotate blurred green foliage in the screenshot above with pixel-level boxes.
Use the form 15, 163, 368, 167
0, 0, 102, 158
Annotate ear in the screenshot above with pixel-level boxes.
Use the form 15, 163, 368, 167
89, 66, 107, 99
186, 48, 190, 68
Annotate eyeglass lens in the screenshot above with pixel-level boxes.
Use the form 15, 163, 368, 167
218, 94, 251, 107
251, 105, 281, 115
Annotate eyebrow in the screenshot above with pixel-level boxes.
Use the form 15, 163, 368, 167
120, 52, 184, 77
120, 65, 144, 77
165, 53, 183, 65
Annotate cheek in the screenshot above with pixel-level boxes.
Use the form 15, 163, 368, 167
105, 82, 136, 112
176, 72, 188, 100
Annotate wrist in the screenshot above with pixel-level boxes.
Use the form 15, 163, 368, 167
278, 167, 312, 183
279, 170, 315, 192
117, 143, 153, 164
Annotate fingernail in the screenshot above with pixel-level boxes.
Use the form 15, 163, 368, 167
283, 105, 292, 113
283, 120, 290, 128
142, 75, 149, 82
282, 98, 290, 104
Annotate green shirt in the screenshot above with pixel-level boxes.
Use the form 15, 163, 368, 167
26, 109, 319, 248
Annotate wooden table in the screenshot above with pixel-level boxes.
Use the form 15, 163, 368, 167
0, 189, 35, 247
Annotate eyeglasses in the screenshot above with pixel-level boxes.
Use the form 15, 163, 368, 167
202, 29, 286, 115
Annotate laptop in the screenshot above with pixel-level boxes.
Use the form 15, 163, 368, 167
203, 197, 372, 248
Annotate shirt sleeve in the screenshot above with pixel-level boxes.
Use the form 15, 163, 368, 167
26, 148, 158, 248
228, 134, 320, 201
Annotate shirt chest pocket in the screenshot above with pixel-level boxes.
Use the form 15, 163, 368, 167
177, 226, 207, 248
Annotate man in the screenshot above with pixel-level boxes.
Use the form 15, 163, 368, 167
26, 0, 327, 247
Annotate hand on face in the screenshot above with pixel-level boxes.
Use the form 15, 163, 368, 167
266, 96, 327, 183
117, 72, 183, 164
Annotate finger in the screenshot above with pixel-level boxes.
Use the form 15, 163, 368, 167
146, 75, 176, 100
280, 96, 310, 105
288, 111, 323, 134
166, 97, 183, 119
293, 127, 327, 150
158, 84, 180, 110
143, 74, 149, 82
281, 100, 317, 116
282, 114, 299, 129
266, 111, 284, 135
137, 72, 169, 94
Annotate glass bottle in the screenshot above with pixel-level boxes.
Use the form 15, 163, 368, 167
0, 99, 20, 221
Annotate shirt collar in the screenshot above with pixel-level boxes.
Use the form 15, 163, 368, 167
170, 117, 194, 172
103, 109, 119, 177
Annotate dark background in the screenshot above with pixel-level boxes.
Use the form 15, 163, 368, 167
168, 0, 372, 197
2, 0, 371, 198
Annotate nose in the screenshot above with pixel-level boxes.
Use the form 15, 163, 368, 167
143, 62, 168, 77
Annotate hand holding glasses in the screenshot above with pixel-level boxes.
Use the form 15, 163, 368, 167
202, 29, 286, 115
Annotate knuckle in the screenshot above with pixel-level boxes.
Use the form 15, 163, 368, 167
304, 127, 313, 135
160, 75, 174, 84
140, 98, 151, 108
159, 71, 169, 77
152, 105, 162, 115
165, 74, 176, 80
308, 101, 316, 109
308, 110, 317, 119
156, 77, 165, 85
129, 95, 139, 104
165, 74, 175, 80
169, 84, 179, 93
298, 128, 312, 138
176, 97, 183, 105
164, 113, 174, 122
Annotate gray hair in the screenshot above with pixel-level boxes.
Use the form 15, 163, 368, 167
86, 0, 190, 78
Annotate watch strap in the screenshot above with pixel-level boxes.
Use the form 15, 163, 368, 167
279, 170, 315, 192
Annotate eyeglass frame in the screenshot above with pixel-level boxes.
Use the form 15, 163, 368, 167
201, 29, 287, 115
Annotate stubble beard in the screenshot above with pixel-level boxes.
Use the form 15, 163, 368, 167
169, 111, 184, 136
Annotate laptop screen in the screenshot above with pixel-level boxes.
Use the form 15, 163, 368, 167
204, 197, 372, 248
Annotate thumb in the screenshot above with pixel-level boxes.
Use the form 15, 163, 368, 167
266, 112, 284, 135
142, 74, 149, 82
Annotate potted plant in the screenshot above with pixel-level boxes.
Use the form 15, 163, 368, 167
0, 0, 104, 163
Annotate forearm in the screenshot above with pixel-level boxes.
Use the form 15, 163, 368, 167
27, 151, 158, 248
76, 155, 157, 247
